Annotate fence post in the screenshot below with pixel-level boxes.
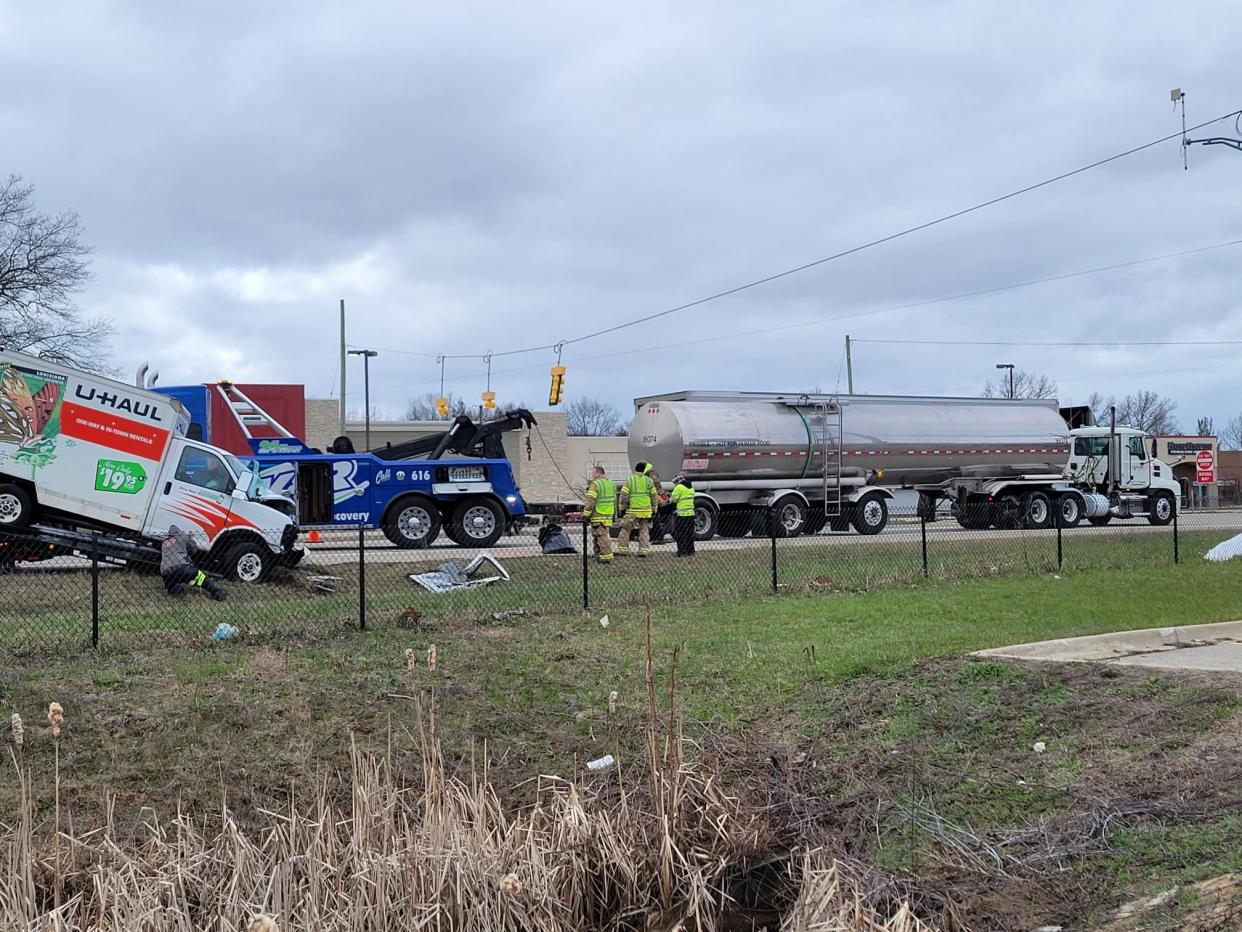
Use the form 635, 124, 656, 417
1173, 505, 1179, 565
1055, 499, 1063, 570
769, 505, 779, 593
358, 524, 367, 630
582, 519, 590, 611
920, 515, 929, 579
90, 533, 100, 649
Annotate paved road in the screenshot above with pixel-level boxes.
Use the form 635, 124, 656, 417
303, 510, 1242, 566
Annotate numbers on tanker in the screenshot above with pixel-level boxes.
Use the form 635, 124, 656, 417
642, 435, 657, 444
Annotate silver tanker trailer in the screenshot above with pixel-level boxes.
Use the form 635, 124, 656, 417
628, 391, 1181, 539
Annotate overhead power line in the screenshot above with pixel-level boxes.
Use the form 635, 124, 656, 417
373, 107, 1241, 362
855, 338, 1242, 348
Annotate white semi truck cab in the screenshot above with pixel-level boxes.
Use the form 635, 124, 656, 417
1061, 425, 1181, 525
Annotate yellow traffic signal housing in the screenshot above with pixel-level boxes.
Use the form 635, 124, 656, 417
481, 390, 496, 410
435, 396, 450, 417
548, 365, 566, 405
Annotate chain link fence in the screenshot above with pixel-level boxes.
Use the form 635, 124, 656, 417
3, 504, 1242, 654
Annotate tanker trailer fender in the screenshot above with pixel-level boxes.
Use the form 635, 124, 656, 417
843, 486, 894, 505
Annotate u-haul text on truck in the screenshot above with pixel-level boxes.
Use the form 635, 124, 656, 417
0, 349, 299, 582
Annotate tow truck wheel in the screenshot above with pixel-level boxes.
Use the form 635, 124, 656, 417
850, 493, 888, 535
1022, 491, 1053, 530
0, 484, 34, 527
1147, 492, 1175, 526
383, 496, 441, 548
223, 541, 269, 583
451, 498, 506, 547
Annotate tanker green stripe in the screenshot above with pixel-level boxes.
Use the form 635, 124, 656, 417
793, 405, 813, 478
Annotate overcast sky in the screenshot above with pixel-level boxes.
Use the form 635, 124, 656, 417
3, 2, 1240, 429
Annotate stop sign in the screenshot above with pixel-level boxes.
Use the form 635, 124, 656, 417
1197, 450, 1214, 470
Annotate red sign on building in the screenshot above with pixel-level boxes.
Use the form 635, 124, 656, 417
1196, 449, 1215, 484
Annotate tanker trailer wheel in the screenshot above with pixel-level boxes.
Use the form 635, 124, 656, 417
954, 500, 993, 530
1147, 491, 1175, 526
755, 495, 808, 538
717, 509, 751, 538
0, 484, 34, 528
850, 494, 888, 535
1056, 494, 1083, 529
692, 499, 719, 542
1021, 491, 1053, 530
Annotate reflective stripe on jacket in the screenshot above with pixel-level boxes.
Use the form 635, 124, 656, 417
670, 484, 695, 518
584, 477, 616, 523
621, 473, 656, 517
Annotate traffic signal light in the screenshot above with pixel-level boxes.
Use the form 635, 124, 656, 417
548, 365, 566, 405
481, 390, 496, 410
435, 396, 450, 417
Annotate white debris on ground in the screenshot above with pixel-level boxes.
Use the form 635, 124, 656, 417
1204, 532, 1242, 562
410, 553, 510, 592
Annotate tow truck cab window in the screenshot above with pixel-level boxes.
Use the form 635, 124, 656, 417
175, 448, 234, 494
1073, 437, 1110, 457
1128, 436, 1147, 460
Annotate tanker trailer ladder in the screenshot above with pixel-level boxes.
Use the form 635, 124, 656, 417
800, 396, 844, 525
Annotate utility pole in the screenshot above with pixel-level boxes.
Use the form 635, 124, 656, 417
845, 335, 854, 394
338, 299, 347, 436
348, 349, 378, 451
995, 363, 1015, 399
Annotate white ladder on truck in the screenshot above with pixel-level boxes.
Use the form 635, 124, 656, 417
213, 381, 297, 440
792, 396, 844, 516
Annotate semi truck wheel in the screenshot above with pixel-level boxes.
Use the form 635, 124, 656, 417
693, 499, 719, 541
954, 501, 992, 530
0, 484, 34, 527
223, 541, 270, 583
717, 510, 751, 538
850, 494, 888, 535
1147, 492, 1175, 526
382, 496, 442, 548
451, 499, 506, 547
758, 494, 808, 538
1056, 495, 1083, 529
1022, 491, 1053, 530
995, 494, 1023, 529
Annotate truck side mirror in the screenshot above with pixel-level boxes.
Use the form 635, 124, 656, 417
1150, 438, 1158, 458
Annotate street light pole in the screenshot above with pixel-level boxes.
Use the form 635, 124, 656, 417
995, 363, 1015, 399
348, 349, 378, 451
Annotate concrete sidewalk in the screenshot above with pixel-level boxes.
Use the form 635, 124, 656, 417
976, 620, 1242, 673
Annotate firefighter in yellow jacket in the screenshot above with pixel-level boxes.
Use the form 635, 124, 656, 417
581, 465, 615, 563
617, 461, 659, 556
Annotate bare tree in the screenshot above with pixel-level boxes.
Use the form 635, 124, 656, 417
404, 393, 469, 420
981, 369, 1058, 399
565, 397, 626, 436
1196, 416, 1215, 437
0, 175, 110, 368
1115, 391, 1179, 435
1222, 414, 1242, 451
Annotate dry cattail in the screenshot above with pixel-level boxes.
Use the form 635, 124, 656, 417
404, 648, 416, 671
47, 702, 64, 738
10, 713, 23, 748
499, 872, 522, 896
426, 644, 437, 672
607, 691, 618, 716
247, 915, 279, 932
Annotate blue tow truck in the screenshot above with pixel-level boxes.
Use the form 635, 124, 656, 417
156, 382, 535, 548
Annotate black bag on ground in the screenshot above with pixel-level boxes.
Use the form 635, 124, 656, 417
537, 523, 577, 555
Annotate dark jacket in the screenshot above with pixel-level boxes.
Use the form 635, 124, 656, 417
160, 525, 193, 574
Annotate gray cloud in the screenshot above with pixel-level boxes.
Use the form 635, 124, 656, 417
2, 1, 1240, 429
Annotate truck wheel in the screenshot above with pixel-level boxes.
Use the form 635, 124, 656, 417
0, 484, 34, 528
382, 496, 442, 548
1056, 495, 1083, 529
717, 510, 751, 538
995, 494, 1023, 529
451, 498, 506, 547
1022, 491, 1053, 530
1147, 492, 1175, 526
441, 507, 466, 545
224, 541, 270, 583
693, 499, 719, 541
757, 494, 807, 538
850, 494, 888, 535
955, 501, 992, 530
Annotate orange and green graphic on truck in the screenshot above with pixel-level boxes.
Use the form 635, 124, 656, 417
0, 362, 67, 473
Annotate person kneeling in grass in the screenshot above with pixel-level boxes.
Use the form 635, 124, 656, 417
160, 525, 226, 601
